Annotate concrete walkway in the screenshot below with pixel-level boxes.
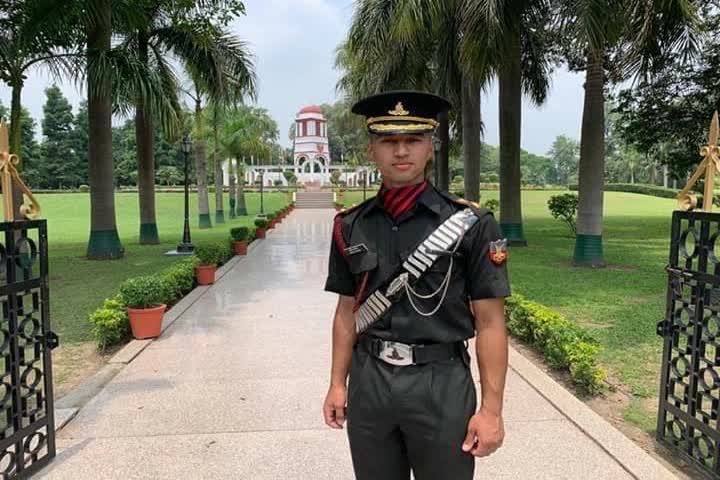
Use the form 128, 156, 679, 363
39, 210, 674, 479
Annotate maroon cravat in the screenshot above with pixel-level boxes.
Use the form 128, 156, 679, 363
378, 180, 428, 219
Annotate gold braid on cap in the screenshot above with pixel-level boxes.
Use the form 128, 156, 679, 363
366, 116, 439, 127
368, 123, 436, 132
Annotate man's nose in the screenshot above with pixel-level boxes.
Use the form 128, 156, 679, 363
395, 142, 409, 156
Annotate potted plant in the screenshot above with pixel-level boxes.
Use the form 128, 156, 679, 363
194, 243, 225, 285
230, 226, 250, 255
120, 275, 171, 339
266, 212, 277, 229
255, 218, 268, 238
334, 202, 343, 212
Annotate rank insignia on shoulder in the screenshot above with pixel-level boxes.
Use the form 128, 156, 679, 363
488, 238, 508, 265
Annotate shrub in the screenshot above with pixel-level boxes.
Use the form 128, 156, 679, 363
89, 295, 129, 350
230, 226, 249, 242
78, 184, 90, 192
547, 193, 578, 235
505, 294, 606, 395
255, 218, 267, 229
120, 275, 171, 309
161, 259, 196, 301
482, 199, 499, 212
453, 175, 464, 184
452, 189, 465, 198
194, 242, 230, 266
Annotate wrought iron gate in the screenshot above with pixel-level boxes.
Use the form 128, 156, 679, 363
658, 210, 720, 478
0, 220, 58, 479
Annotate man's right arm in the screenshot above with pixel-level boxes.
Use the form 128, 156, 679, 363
323, 218, 358, 429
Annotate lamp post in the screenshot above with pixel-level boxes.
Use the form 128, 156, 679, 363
176, 134, 194, 253
432, 134, 442, 188
259, 169, 265, 215
362, 169, 367, 201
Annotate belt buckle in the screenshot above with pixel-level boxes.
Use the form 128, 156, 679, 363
380, 341, 414, 366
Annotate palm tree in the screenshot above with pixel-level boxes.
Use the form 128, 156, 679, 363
217, 105, 279, 217
84, 0, 183, 258
460, 0, 555, 246
86, 0, 122, 258
559, 0, 699, 266
121, 5, 255, 239
0, 0, 81, 218
340, 1, 482, 197
0, 0, 79, 162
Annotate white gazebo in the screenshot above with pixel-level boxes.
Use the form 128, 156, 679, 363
220, 104, 380, 188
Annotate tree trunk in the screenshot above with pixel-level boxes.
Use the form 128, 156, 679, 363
194, 97, 211, 229
9, 81, 24, 218
438, 110, 450, 192
213, 121, 224, 224
236, 162, 247, 216
573, 51, 605, 267
228, 158, 236, 218
135, 30, 159, 244
9, 81, 22, 162
462, 76, 482, 203
663, 164, 669, 188
499, 35, 526, 246
86, 0, 123, 259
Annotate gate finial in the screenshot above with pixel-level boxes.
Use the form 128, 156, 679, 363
0, 121, 41, 221
677, 112, 720, 211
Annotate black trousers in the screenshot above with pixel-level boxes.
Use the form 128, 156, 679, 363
346, 342, 477, 480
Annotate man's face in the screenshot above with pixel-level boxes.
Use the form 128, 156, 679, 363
368, 133, 432, 187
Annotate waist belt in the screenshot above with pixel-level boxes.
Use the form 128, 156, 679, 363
354, 207, 483, 334
359, 336, 465, 366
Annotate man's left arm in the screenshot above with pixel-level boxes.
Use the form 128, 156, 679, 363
461, 212, 511, 457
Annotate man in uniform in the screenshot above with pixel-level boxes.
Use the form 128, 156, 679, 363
322, 90, 511, 480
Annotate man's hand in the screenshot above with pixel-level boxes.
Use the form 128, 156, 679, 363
323, 384, 348, 429
461, 407, 505, 457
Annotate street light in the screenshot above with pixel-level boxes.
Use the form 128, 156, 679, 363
260, 170, 265, 215
362, 169, 367, 201
432, 134, 442, 189
176, 134, 194, 254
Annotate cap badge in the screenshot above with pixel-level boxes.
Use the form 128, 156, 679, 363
488, 238, 508, 265
388, 102, 410, 116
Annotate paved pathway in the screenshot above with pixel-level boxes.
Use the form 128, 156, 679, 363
39, 210, 663, 479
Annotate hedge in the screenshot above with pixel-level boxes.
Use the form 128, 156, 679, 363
504, 293, 607, 395
91, 244, 234, 350
568, 182, 680, 199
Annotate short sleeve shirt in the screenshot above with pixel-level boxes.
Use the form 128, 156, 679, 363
324, 183, 511, 343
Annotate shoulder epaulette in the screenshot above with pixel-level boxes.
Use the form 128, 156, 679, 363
437, 190, 491, 218
332, 197, 376, 258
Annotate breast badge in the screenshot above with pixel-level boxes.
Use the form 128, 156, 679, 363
488, 238, 508, 265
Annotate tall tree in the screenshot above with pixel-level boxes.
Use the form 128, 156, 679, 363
120, 0, 251, 242
547, 135, 579, 185
0, 0, 80, 165
559, 0, 699, 266
86, 0, 123, 258
339, 0, 484, 197
41, 85, 79, 189
461, 0, 555, 246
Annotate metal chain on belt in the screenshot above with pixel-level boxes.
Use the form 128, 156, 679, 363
403, 222, 469, 317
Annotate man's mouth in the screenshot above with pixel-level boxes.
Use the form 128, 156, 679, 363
393, 163, 413, 171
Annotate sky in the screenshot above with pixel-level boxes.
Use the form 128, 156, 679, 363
0, 0, 587, 157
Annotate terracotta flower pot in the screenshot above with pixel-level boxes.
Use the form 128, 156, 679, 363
232, 241, 248, 256
196, 264, 217, 285
256, 227, 266, 238
127, 304, 166, 339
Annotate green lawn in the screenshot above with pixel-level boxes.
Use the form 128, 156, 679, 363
30, 191, 290, 344
340, 188, 675, 432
